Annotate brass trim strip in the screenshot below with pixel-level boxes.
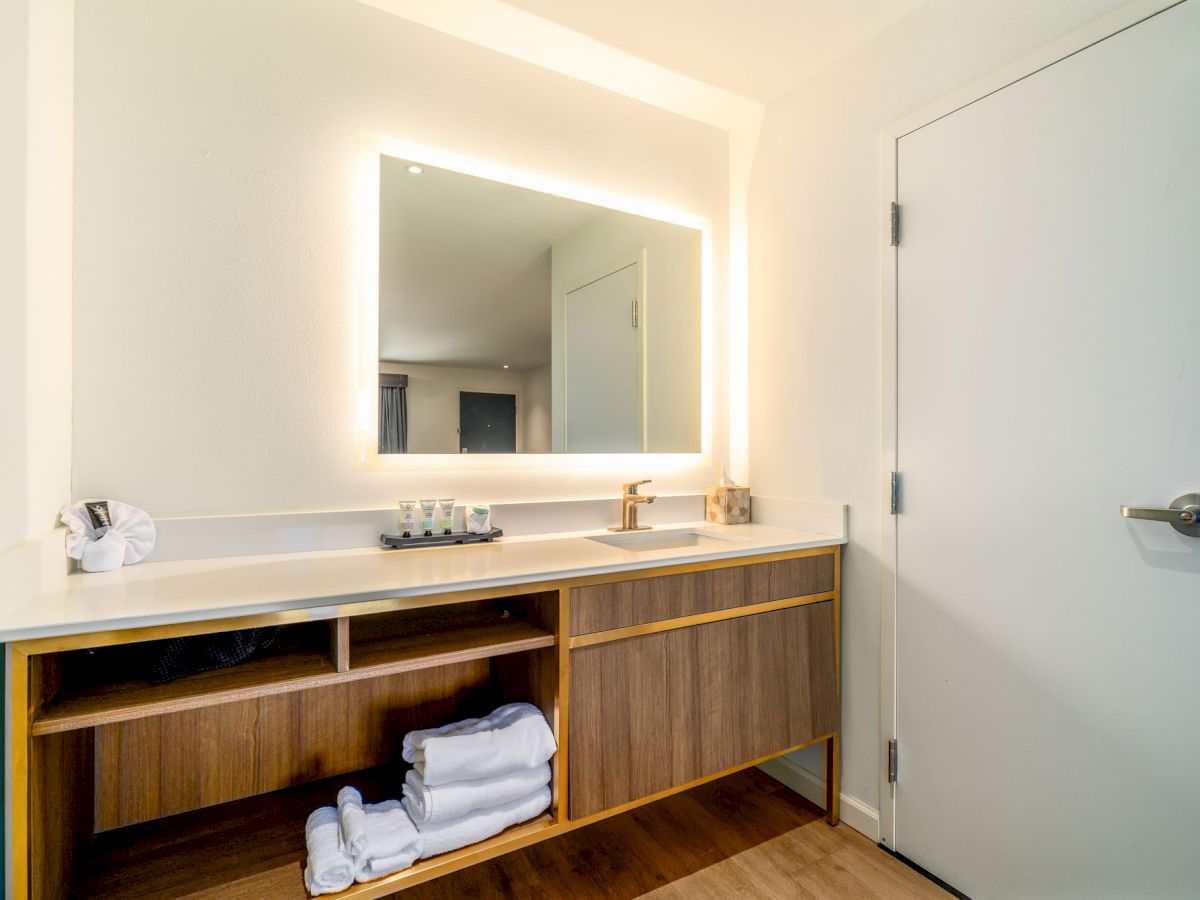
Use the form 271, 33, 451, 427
11, 647, 30, 900
326, 814, 562, 899
555, 588, 570, 826
567, 591, 836, 649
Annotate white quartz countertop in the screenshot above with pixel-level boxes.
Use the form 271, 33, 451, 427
0, 523, 843, 642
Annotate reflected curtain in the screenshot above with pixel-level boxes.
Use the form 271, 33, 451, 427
379, 373, 408, 453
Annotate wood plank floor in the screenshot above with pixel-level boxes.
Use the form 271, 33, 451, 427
402, 768, 949, 899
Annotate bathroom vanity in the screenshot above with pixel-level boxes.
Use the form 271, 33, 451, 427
6, 525, 841, 898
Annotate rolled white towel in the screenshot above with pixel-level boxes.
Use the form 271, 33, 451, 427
337, 787, 421, 883
414, 784, 552, 860
402, 762, 551, 825
336, 786, 370, 859
402, 703, 556, 787
303, 807, 354, 896
59, 499, 156, 572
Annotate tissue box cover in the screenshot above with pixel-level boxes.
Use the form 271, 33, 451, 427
705, 486, 750, 524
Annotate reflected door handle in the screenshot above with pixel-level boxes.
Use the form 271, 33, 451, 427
1120, 493, 1200, 537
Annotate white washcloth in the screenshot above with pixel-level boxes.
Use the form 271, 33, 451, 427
337, 787, 421, 883
402, 703, 556, 787
413, 784, 551, 860
303, 807, 354, 896
402, 763, 551, 825
59, 499, 156, 572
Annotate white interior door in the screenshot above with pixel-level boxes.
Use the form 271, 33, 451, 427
894, 3, 1200, 897
563, 261, 644, 451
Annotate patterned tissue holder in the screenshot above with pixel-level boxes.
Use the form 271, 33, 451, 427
705, 485, 750, 525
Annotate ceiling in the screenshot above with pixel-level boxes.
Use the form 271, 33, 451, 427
379, 157, 603, 371
498, 0, 927, 102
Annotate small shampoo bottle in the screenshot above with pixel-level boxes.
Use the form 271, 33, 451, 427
398, 500, 417, 538
419, 500, 437, 537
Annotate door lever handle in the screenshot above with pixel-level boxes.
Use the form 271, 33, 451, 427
1120, 493, 1200, 537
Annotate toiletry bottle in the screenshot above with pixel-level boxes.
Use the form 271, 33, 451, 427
439, 499, 455, 535
419, 500, 437, 537
398, 500, 417, 538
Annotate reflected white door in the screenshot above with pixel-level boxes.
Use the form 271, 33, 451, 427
564, 261, 644, 451
895, 3, 1200, 897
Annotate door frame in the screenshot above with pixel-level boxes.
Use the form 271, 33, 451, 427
561, 249, 648, 452
876, 0, 1185, 850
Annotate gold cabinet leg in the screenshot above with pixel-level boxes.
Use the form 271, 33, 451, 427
825, 732, 840, 826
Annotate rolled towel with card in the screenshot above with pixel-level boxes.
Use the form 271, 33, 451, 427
59, 499, 156, 572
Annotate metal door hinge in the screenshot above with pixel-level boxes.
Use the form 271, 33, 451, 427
632, 299, 639, 327
889, 471, 900, 515
887, 739, 898, 784
889, 202, 900, 247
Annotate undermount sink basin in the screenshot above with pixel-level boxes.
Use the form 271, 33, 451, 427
586, 528, 749, 553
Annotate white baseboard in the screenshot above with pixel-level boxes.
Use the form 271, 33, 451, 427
758, 757, 879, 842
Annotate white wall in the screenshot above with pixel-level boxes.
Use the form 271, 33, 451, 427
0, 0, 30, 553
520, 365, 552, 454
0, 0, 73, 553
550, 209, 702, 453
72, 0, 729, 517
381, 361, 537, 454
748, 0, 1126, 818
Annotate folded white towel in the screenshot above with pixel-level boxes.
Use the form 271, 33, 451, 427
402, 703, 556, 787
303, 807, 354, 896
402, 762, 551, 825
337, 786, 421, 883
413, 784, 551, 860
59, 499, 156, 572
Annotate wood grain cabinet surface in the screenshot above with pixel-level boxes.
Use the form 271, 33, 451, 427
11, 546, 839, 899
569, 552, 834, 636
568, 601, 838, 820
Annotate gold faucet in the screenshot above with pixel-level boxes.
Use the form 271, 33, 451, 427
610, 479, 657, 532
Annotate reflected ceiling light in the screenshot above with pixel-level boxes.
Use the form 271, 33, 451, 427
502, 364, 510, 369
406, 165, 423, 175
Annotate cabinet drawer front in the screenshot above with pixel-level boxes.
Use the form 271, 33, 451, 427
569, 551, 835, 637
568, 601, 837, 820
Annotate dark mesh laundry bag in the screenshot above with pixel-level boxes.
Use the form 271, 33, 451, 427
148, 626, 281, 683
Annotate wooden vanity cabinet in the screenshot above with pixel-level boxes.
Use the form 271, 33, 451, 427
9, 545, 839, 899
568, 602, 838, 819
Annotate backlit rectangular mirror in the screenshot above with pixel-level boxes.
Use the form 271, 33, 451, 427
378, 157, 702, 454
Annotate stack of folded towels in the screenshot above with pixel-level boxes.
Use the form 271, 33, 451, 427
303, 702, 555, 895
401, 702, 555, 859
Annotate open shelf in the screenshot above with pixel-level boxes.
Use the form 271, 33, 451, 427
74, 764, 558, 899
349, 602, 557, 674
33, 622, 337, 735
32, 599, 556, 735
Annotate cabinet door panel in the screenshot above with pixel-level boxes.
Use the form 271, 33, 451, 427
569, 602, 837, 819
570, 552, 835, 636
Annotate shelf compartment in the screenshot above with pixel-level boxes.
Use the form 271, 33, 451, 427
33, 600, 555, 736
348, 599, 557, 675
74, 764, 558, 899
32, 621, 339, 735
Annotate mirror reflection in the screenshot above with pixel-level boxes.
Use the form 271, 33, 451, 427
378, 158, 702, 454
